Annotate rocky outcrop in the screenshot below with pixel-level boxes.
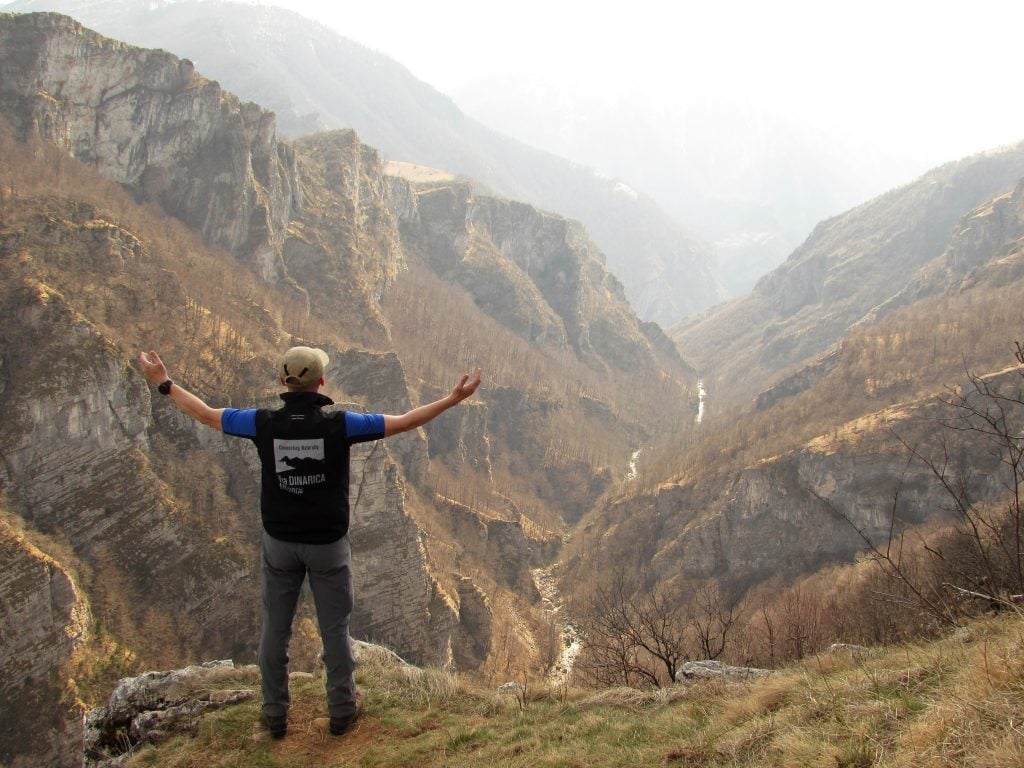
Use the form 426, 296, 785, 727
348, 440, 458, 667
422, 396, 492, 478
753, 347, 841, 412
675, 660, 772, 682
0, 12, 299, 281
638, 397, 1008, 590
332, 348, 428, 483
675, 659, 770, 684
84, 660, 258, 767
451, 575, 492, 669
286, 130, 404, 340
865, 177, 1024, 323
434, 497, 556, 596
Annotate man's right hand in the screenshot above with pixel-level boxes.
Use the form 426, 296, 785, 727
450, 368, 483, 404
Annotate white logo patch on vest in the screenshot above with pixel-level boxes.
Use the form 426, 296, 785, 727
273, 438, 327, 494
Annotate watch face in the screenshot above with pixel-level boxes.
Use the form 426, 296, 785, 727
158, 380, 172, 395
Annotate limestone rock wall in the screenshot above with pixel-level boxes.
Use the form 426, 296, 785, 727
391, 179, 674, 376
0, 518, 88, 768
642, 409, 1007, 589
348, 443, 457, 667
0, 12, 299, 280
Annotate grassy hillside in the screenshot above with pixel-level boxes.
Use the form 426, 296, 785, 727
122, 614, 1024, 767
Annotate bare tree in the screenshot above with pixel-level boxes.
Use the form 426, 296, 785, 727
689, 581, 742, 660
573, 571, 742, 688
817, 341, 1024, 630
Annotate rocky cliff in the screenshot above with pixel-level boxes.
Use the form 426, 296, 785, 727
394, 179, 673, 375
0, 11, 299, 283
570, 384, 1011, 599
0, 513, 88, 768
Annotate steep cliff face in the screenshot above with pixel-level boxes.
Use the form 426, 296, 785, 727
866, 177, 1024, 321
394, 180, 676, 375
0, 515, 88, 768
581, 395, 1007, 594
347, 440, 458, 666
0, 201, 260, 654
0, 12, 299, 281
286, 131, 404, 343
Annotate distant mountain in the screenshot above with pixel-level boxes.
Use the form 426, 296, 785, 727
1, 0, 725, 326
675, 141, 1024, 408
454, 75, 934, 297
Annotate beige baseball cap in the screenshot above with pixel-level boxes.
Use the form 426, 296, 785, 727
279, 346, 329, 387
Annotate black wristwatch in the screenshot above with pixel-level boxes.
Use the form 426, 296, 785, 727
157, 379, 173, 396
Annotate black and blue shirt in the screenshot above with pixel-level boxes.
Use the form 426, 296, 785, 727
222, 391, 385, 543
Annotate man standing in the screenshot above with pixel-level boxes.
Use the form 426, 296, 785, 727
138, 346, 482, 738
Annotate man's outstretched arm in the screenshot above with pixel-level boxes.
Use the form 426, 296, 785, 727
137, 351, 225, 430
383, 368, 482, 437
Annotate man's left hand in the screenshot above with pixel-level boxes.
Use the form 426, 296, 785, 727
138, 350, 169, 386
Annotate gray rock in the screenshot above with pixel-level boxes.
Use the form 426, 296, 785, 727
84, 660, 256, 767
675, 660, 772, 682
829, 642, 869, 658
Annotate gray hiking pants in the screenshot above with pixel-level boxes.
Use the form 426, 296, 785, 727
258, 532, 358, 719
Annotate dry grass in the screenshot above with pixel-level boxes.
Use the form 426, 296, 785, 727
383, 160, 456, 184
127, 615, 1024, 767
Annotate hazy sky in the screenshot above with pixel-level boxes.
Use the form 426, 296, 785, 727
251, 0, 1024, 167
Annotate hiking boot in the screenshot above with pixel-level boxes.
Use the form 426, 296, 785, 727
329, 691, 363, 736
263, 712, 288, 739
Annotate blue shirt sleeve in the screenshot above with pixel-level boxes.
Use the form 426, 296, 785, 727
345, 411, 386, 441
221, 408, 258, 437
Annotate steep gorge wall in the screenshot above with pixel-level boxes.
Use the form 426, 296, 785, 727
392, 179, 680, 376
0, 12, 299, 281
579, 395, 1009, 594
0, 515, 88, 768
677, 143, 1024, 407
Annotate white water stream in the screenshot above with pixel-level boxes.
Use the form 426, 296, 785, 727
625, 447, 642, 481
530, 379, 707, 683
530, 565, 582, 686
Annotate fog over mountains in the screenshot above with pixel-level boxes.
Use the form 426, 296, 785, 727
455, 76, 931, 294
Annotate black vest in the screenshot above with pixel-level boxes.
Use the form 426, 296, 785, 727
252, 391, 361, 543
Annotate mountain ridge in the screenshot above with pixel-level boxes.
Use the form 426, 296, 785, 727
674, 141, 1024, 408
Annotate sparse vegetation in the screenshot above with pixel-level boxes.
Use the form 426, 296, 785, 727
121, 614, 1024, 767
